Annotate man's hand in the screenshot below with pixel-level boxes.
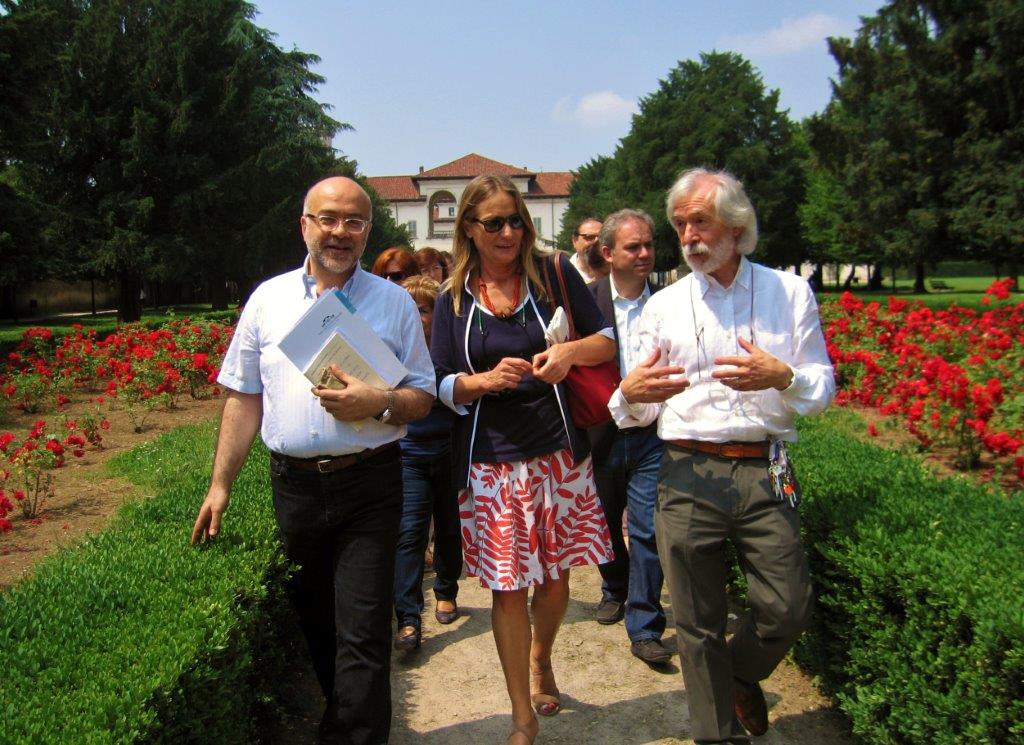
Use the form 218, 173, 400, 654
620, 348, 689, 404
191, 486, 230, 544
312, 365, 389, 421
532, 342, 575, 384
713, 337, 793, 391
479, 357, 534, 393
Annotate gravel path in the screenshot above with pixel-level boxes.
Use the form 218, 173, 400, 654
268, 563, 852, 744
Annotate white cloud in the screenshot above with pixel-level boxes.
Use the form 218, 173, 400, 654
718, 13, 857, 57
552, 91, 638, 127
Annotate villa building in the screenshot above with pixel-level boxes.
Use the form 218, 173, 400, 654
366, 154, 573, 251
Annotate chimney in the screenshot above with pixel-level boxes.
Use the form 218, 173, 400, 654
419, 166, 424, 173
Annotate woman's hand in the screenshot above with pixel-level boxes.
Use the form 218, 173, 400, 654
532, 342, 577, 384
477, 356, 534, 393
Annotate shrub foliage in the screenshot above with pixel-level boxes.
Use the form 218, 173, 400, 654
792, 410, 1024, 744
0, 423, 288, 743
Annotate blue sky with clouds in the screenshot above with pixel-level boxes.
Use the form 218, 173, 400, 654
252, 1, 881, 176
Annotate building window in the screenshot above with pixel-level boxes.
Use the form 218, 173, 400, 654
448, 206, 455, 217
406, 220, 417, 238
533, 217, 542, 234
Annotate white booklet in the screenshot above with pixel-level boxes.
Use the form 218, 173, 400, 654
278, 289, 409, 393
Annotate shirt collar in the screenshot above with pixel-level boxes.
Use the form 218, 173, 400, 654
301, 256, 363, 299
609, 274, 651, 304
694, 256, 751, 296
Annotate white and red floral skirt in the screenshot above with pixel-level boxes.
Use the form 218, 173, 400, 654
459, 448, 614, 591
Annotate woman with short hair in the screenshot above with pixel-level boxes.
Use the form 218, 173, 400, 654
413, 247, 448, 283
372, 246, 419, 283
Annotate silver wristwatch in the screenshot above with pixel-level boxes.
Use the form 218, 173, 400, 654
374, 389, 395, 424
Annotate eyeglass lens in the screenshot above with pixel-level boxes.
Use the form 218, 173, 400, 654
478, 214, 525, 233
309, 214, 369, 233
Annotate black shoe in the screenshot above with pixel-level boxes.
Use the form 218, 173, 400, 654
393, 625, 420, 651
733, 677, 768, 736
434, 599, 459, 625
630, 638, 671, 666
596, 598, 625, 624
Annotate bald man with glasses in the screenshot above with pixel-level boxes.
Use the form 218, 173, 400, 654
191, 176, 435, 745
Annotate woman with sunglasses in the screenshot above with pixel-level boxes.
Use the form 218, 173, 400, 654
372, 246, 420, 283
431, 174, 616, 744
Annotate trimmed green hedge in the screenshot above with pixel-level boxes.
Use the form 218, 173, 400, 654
791, 409, 1024, 744
0, 422, 288, 744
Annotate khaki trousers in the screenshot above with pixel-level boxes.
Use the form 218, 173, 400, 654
655, 445, 813, 744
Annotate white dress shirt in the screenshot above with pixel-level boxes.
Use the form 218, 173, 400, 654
218, 261, 436, 457
608, 258, 835, 443
569, 251, 596, 284
609, 275, 652, 378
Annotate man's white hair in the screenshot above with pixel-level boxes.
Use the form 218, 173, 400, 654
665, 168, 758, 255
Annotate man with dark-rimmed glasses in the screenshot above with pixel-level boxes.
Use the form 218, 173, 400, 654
569, 216, 603, 284
191, 176, 435, 744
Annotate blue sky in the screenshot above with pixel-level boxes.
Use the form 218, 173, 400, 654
252, 1, 881, 177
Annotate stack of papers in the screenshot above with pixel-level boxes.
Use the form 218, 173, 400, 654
278, 289, 409, 392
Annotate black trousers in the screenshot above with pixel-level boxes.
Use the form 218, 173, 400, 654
270, 445, 402, 745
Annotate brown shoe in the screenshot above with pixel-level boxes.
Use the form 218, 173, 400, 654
434, 599, 458, 625
596, 598, 625, 624
733, 677, 768, 736
393, 625, 420, 651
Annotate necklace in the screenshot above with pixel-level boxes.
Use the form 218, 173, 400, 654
478, 271, 522, 318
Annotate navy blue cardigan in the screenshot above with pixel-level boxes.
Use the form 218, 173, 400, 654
431, 252, 608, 487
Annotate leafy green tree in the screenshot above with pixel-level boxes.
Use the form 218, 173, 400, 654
556, 155, 615, 251
807, 1, 1024, 292
563, 53, 805, 271
2, 0, 344, 319
932, 0, 1024, 289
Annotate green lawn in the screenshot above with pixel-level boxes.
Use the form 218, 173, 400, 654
0, 305, 232, 345
818, 275, 1021, 310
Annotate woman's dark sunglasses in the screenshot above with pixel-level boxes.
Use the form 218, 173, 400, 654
384, 272, 405, 282
472, 214, 526, 233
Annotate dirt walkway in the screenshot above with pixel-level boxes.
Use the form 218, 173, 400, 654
269, 565, 852, 744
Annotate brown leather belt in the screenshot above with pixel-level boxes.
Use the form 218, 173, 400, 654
270, 442, 398, 474
668, 439, 771, 460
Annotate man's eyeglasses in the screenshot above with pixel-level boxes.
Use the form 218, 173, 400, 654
305, 213, 372, 234
575, 232, 600, 242
472, 214, 526, 233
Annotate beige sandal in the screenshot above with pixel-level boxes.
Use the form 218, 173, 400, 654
530, 667, 561, 716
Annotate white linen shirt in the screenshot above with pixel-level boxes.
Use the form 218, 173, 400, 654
609, 275, 652, 378
217, 261, 436, 457
608, 258, 835, 443
569, 251, 596, 284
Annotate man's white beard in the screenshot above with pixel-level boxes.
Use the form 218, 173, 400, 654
682, 238, 733, 275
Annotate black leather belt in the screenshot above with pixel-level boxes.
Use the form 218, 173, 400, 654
668, 439, 771, 459
270, 442, 398, 474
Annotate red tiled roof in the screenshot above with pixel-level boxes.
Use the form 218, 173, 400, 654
527, 171, 573, 197
416, 153, 533, 179
365, 176, 420, 201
